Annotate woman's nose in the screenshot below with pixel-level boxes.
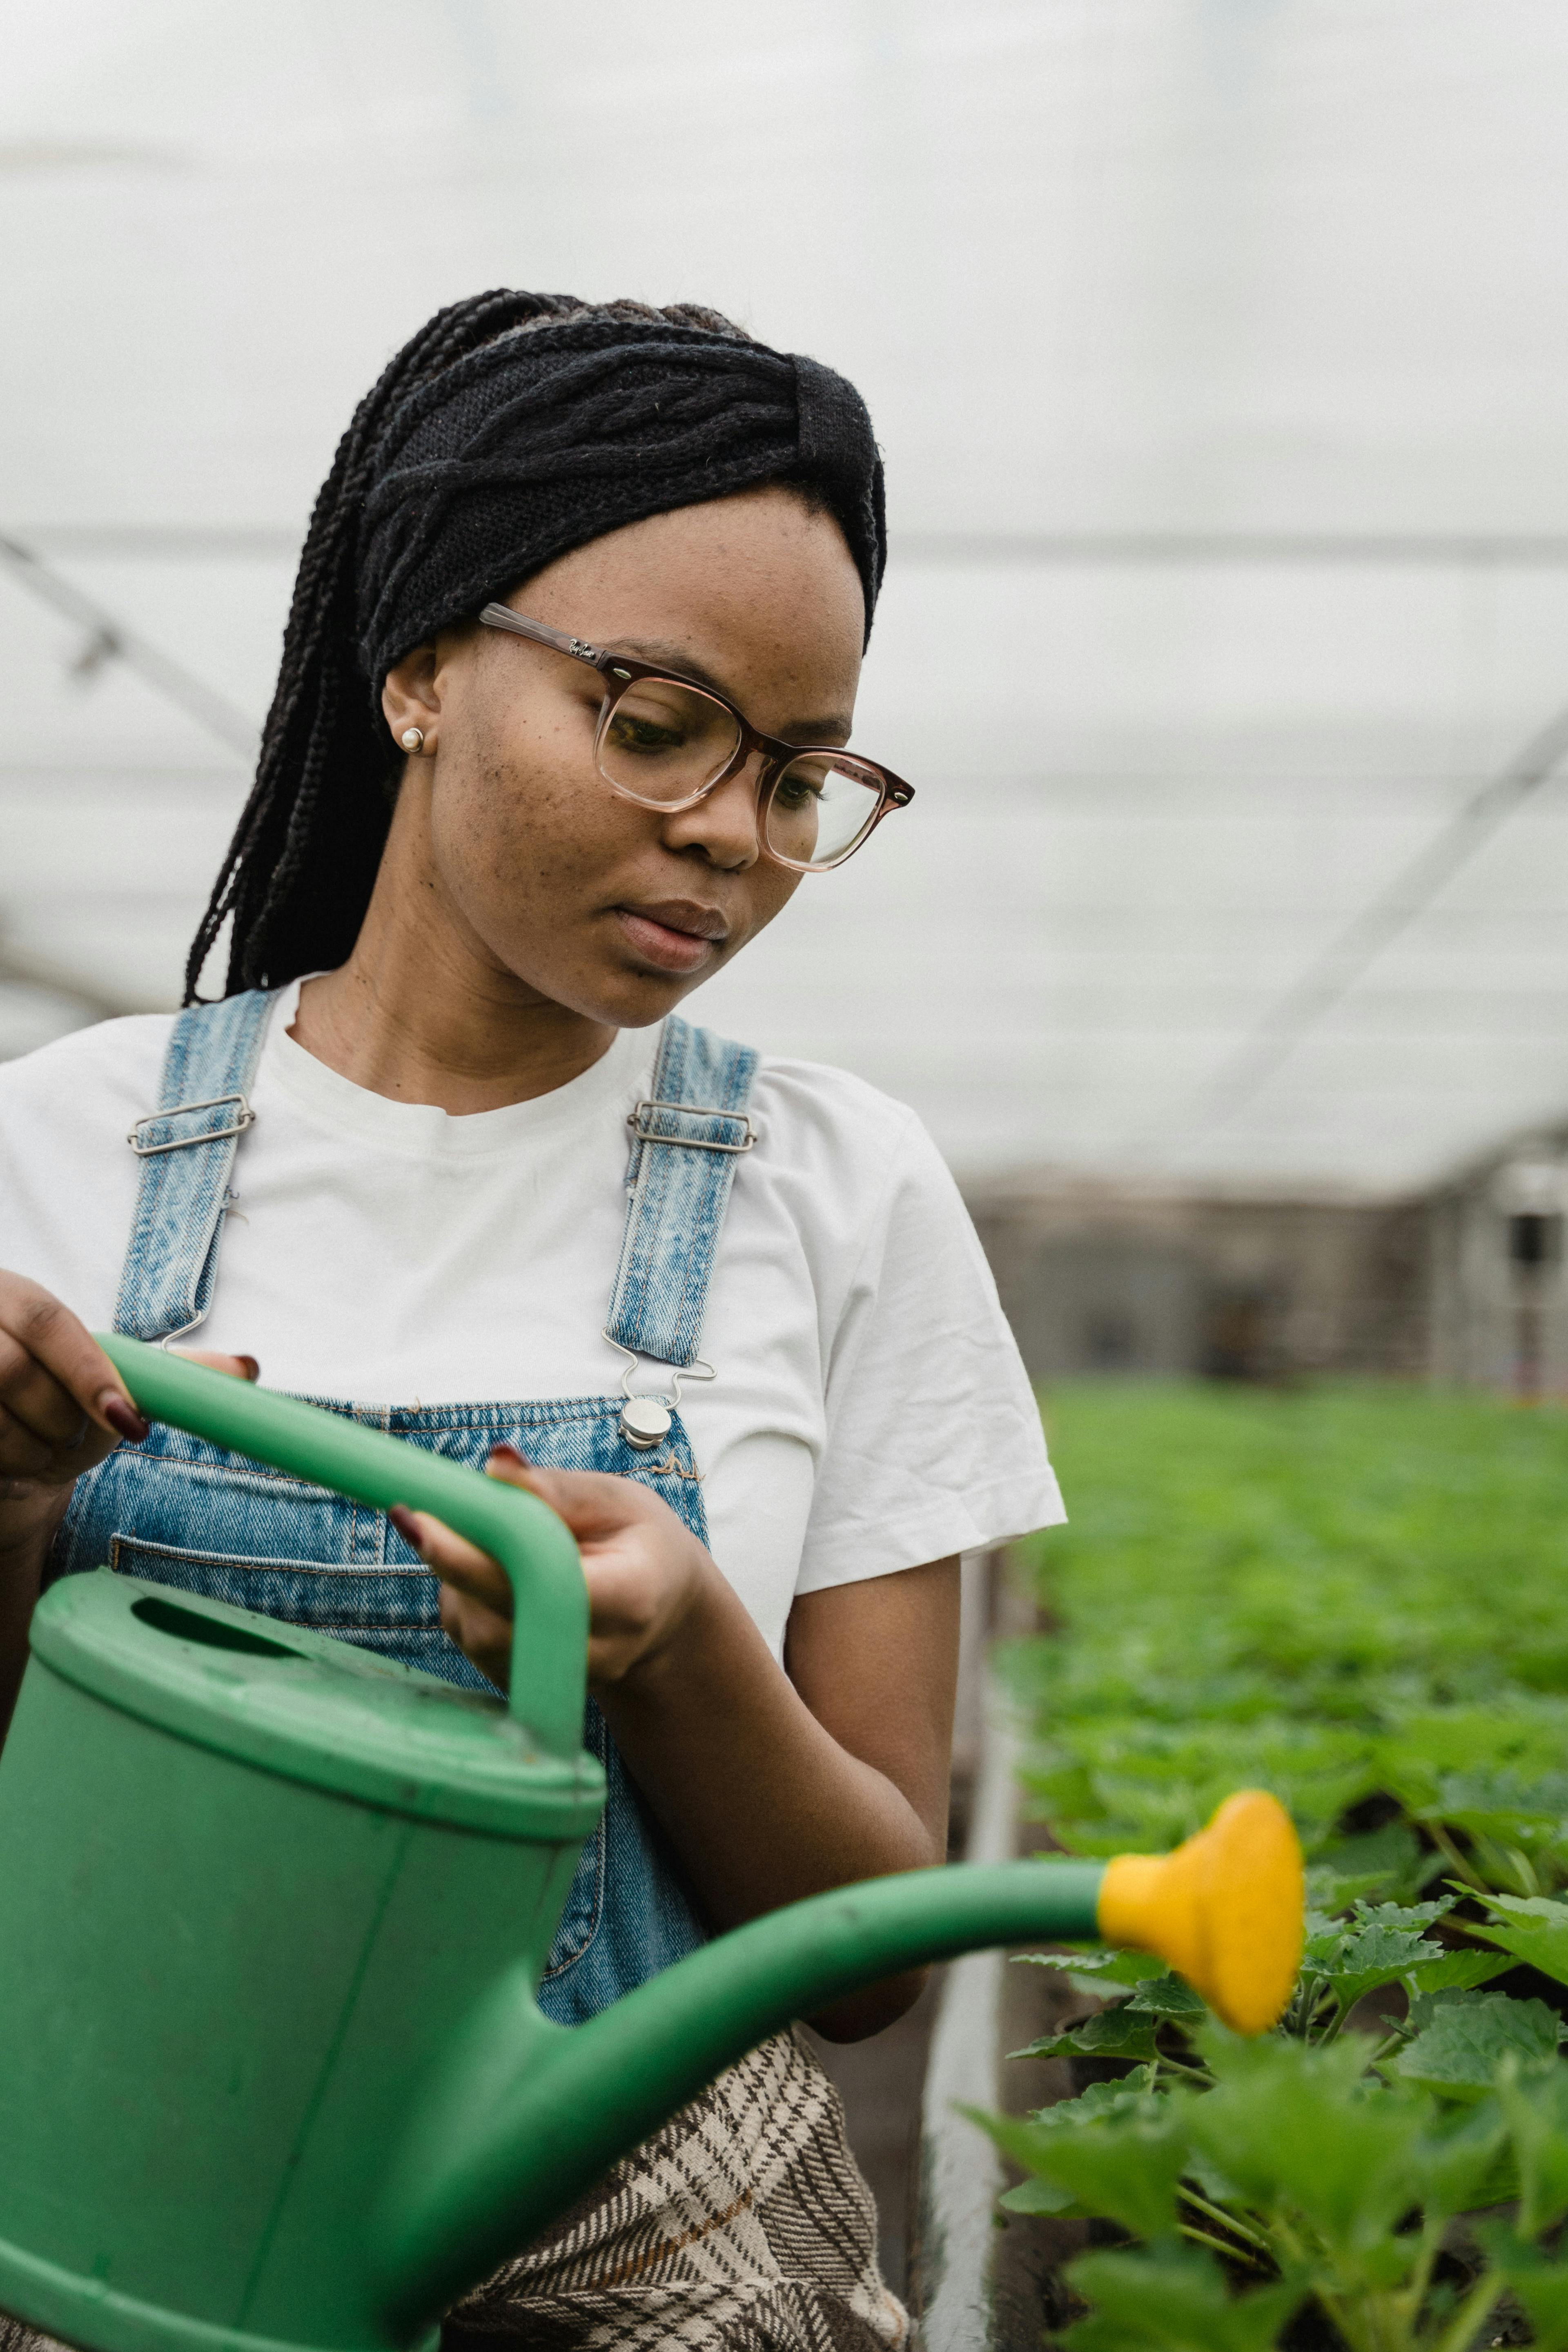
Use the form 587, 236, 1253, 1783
661, 759, 764, 870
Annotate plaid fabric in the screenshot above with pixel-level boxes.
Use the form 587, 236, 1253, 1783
0, 2323, 65, 2352
444, 2029, 909, 2352
0, 2031, 906, 2352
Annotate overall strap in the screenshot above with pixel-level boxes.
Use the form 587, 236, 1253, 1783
113, 989, 279, 1343
605, 1015, 759, 1371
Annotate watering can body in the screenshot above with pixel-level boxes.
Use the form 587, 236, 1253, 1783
0, 1569, 600, 2352
0, 1340, 1304, 2352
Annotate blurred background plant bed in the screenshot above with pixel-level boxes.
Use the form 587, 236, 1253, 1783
1005, 1382, 1568, 1895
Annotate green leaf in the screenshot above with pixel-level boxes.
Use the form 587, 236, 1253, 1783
1476, 2221, 1568, 2350
1014, 1948, 1167, 1987
1010, 2006, 1162, 2063
1354, 1898, 1454, 1933
1300, 1898, 1503, 2019
1499, 2268, 1568, 2352
1009, 1959, 1208, 2020
1307, 1823, 1440, 1910
1303, 1915, 1449, 2013
1062, 2241, 1303, 2352
1027, 2065, 1160, 2127
1301, 1917, 1347, 1966
1497, 2058, 1568, 2237
1190, 2030, 1427, 2261
1003, 2069, 1164, 2208
1394, 1989, 1565, 2098
1403, 1946, 1515, 1994
977, 2104, 1192, 2240
1409, 2096, 1510, 2219
998, 2174, 1082, 2215
1426, 1768, 1568, 1833
1127, 1971, 1209, 2018
1183, 2149, 1247, 2205
1321, 1828, 1425, 1880
1306, 1865, 1397, 1913
1470, 1892, 1568, 1987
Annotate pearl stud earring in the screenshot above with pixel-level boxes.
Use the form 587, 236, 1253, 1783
400, 727, 425, 754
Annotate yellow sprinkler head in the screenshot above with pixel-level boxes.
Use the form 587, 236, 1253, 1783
1096, 1790, 1304, 2035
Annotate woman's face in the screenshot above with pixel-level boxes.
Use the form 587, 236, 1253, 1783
380, 486, 866, 1030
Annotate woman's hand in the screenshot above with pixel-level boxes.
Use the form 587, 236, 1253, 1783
0, 1269, 261, 1743
0, 1271, 259, 1531
0, 1273, 148, 1533
392, 1440, 959, 2036
392, 1444, 717, 1694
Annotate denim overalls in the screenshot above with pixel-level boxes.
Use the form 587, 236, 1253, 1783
47, 989, 759, 2028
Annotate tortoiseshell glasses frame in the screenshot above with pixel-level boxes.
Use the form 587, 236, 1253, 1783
477, 602, 913, 873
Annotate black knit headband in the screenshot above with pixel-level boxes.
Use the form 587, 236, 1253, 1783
186, 290, 886, 1001
357, 315, 886, 685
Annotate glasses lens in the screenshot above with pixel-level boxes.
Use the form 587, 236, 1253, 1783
599, 679, 742, 805
766, 755, 884, 869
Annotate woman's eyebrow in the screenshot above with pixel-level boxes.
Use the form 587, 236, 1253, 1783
608, 637, 853, 742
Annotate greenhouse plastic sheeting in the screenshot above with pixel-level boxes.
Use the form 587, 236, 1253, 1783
4, 1, 1568, 1196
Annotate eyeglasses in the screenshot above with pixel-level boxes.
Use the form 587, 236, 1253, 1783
477, 603, 913, 872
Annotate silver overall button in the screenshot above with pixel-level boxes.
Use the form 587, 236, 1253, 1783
619, 1396, 673, 1450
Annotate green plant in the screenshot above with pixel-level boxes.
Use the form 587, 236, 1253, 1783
988, 1382, 1568, 2346
982, 1895, 1568, 2348
1006, 1384, 1568, 1897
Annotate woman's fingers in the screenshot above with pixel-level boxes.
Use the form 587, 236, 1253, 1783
389, 1505, 512, 1609
0, 1343, 92, 1451
175, 1350, 262, 1383
392, 1456, 708, 1695
0, 1310, 262, 1485
391, 1504, 517, 1692
436, 1582, 513, 1691
484, 1446, 666, 1544
0, 1275, 147, 1463
0, 1405, 54, 1480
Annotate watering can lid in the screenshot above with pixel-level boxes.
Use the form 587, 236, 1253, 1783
30, 1571, 606, 1840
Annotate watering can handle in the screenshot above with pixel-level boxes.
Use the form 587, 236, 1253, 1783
95, 1333, 589, 1759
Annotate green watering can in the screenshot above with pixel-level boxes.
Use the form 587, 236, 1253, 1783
0, 1336, 1304, 2352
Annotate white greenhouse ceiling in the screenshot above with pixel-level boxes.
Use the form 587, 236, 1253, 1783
4, 1, 1568, 1197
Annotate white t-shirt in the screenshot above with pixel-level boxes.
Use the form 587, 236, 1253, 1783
0, 984, 1062, 1655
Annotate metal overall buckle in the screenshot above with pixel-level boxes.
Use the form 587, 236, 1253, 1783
128, 1094, 256, 1156
626, 1100, 756, 1154
602, 1335, 715, 1452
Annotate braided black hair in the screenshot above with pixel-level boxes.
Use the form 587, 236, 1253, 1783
185, 291, 885, 1001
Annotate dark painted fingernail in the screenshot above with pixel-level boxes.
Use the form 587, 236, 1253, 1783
489, 1442, 531, 1468
238, 1357, 261, 1382
389, 1505, 424, 1552
98, 1392, 149, 1444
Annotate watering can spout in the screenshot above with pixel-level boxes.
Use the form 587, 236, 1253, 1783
1098, 1789, 1305, 2037
374, 1794, 1303, 2334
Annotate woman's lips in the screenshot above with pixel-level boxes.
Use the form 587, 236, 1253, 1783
613, 907, 725, 973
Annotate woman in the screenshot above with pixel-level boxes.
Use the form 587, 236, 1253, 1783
0, 292, 1062, 2348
